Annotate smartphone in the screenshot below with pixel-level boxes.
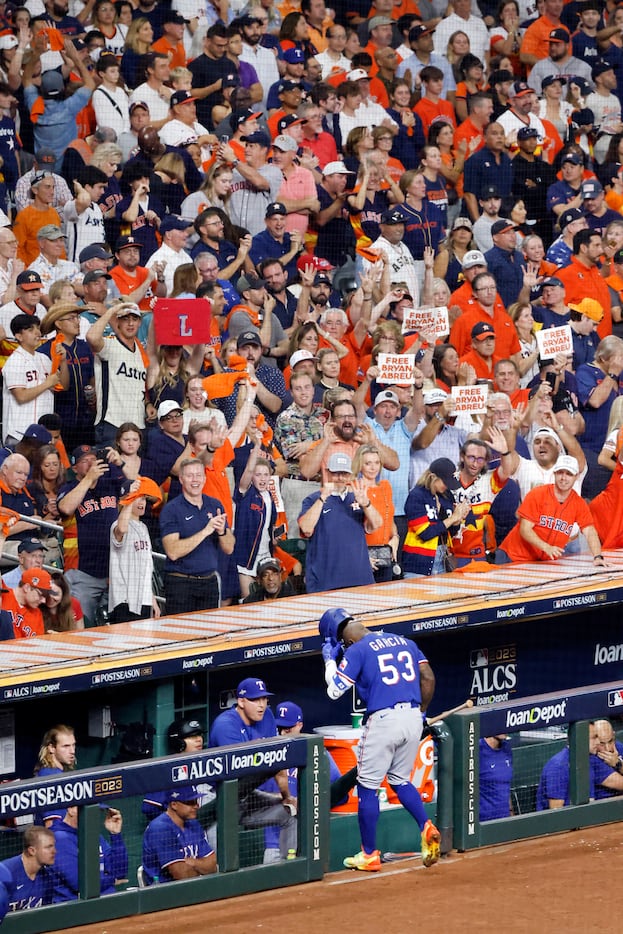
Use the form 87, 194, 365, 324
220, 135, 229, 143
545, 372, 557, 390
95, 446, 109, 464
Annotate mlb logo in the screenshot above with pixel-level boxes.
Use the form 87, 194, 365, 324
470, 648, 488, 668
172, 764, 189, 782
608, 689, 623, 707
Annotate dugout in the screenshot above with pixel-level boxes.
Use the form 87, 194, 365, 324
0, 554, 621, 855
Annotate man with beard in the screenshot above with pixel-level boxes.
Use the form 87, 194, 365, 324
527, 27, 593, 96
250, 202, 303, 282
238, 14, 280, 108
227, 275, 288, 365
496, 82, 546, 150
258, 258, 298, 329
473, 187, 503, 254
109, 236, 166, 313
299, 398, 399, 481
191, 208, 251, 284
217, 330, 287, 429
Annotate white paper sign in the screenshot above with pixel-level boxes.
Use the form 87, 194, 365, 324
535, 325, 573, 360
377, 353, 415, 385
402, 305, 450, 338
451, 385, 489, 414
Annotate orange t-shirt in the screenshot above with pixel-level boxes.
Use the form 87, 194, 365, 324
501, 483, 593, 562
365, 480, 395, 547
152, 37, 187, 70
414, 97, 456, 136
109, 265, 155, 312
459, 349, 500, 380
199, 438, 234, 525
3, 589, 45, 638
556, 256, 612, 339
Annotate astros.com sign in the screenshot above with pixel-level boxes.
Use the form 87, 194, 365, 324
505, 700, 567, 729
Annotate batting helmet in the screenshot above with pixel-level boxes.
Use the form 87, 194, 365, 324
167, 718, 204, 753
319, 607, 353, 644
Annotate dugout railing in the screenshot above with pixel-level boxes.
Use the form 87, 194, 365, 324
449, 680, 623, 851
1, 734, 329, 933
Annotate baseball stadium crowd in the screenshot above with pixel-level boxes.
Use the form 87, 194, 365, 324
0, 0, 622, 635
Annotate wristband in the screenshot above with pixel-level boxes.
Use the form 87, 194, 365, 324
433, 412, 445, 423
363, 500, 371, 508
609, 373, 618, 381
594, 554, 603, 560
500, 451, 511, 456
319, 496, 326, 504
218, 529, 227, 537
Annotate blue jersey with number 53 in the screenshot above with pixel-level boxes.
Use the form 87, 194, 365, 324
335, 632, 426, 713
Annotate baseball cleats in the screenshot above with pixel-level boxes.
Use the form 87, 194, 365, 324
421, 820, 440, 868
343, 849, 382, 871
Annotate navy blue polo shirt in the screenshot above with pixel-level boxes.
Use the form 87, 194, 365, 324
463, 147, 513, 201
160, 492, 227, 575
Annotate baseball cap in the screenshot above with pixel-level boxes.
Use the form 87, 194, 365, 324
553, 454, 579, 474
532, 426, 563, 450
409, 24, 435, 41
237, 274, 265, 292
592, 59, 614, 79
541, 74, 566, 90
548, 26, 570, 41
222, 73, 241, 89
429, 457, 460, 491
327, 452, 352, 473
118, 476, 163, 506
41, 70, 64, 98
561, 152, 583, 165
21, 568, 54, 594
256, 556, 282, 575
491, 218, 517, 236
129, 101, 149, 114
296, 254, 334, 272
541, 276, 564, 288
323, 161, 350, 176
35, 149, 57, 165
16, 271, 42, 290
278, 79, 303, 93
22, 424, 52, 444
277, 115, 305, 133
18, 537, 48, 554
83, 269, 112, 284
472, 321, 496, 340
114, 302, 142, 318
229, 108, 262, 131
237, 677, 273, 698
451, 215, 473, 232
275, 702, 303, 729
236, 329, 262, 348
489, 69, 513, 86
160, 214, 189, 234
517, 126, 539, 140
241, 130, 271, 147
272, 134, 298, 152
508, 80, 532, 98
381, 208, 405, 225
0, 34, 18, 50
11, 314, 40, 333
575, 107, 595, 126
71, 444, 96, 465
480, 185, 500, 200
79, 244, 111, 263
166, 786, 199, 805
37, 224, 65, 241
283, 47, 305, 64
158, 400, 183, 419
581, 180, 603, 198
170, 89, 196, 107
422, 388, 447, 405
266, 202, 287, 218
116, 235, 141, 252
368, 14, 393, 28
347, 68, 369, 81
568, 297, 604, 321
559, 207, 585, 229
314, 272, 332, 286
290, 349, 315, 368
374, 389, 400, 406
163, 10, 185, 23
462, 249, 487, 269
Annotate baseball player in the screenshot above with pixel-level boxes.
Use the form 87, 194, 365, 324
142, 786, 216, 884
320, 608, 440, 872
142, 719, 213, 820
0, 826, 55, 921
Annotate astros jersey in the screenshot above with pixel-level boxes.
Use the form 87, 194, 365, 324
500, 483, 594, 563
334, 631, 427, 713
451, 468, 506, 560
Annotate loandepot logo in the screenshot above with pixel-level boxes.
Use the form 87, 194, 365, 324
506, 700, 567, 729
230, 747, 289, 771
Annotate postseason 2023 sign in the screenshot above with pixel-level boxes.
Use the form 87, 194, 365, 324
153, 298, 212, 346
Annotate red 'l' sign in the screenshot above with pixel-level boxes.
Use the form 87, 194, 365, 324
152, 298, 212, 346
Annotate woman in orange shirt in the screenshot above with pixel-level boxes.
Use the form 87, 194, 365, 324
454, 54, 486, 124
372, 126, 405, 185
351, 443, 397, 583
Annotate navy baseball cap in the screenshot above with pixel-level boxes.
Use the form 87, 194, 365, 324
160, 215, 189, 234
18, 537, 48, 553
79, 244, 111, 263
559, 207, 585, 229
472, 321, 496, 340
548, 26, 570, 41
561, 151, 583, 165
22, 424, 52, 444
276, 702, 303, 728
241, 130, 271, 147
592, 59, 614, 80
517, 126, 539, 140
229, 108, 262, 131
237, 678, 273, 698
116, 235, 141, 252
381, 208, 406, 225
266, 201, 287, 217
541, 74, 566, 90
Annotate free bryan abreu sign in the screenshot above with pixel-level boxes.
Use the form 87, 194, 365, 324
153, 298, 212, 346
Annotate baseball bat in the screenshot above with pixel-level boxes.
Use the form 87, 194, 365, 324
426, 698, 474, 725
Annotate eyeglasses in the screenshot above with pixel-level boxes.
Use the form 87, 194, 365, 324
474, 286, 496, 292
465, 455, 487, 463
162, 412, 183, 421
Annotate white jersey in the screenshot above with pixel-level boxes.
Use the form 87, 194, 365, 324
94, 335, 147, 429
63, 201, 106, 264
0, 302, 46, 338
364, 235, 420, 305
109, 517, 154, 615
2, 347, 54, 442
